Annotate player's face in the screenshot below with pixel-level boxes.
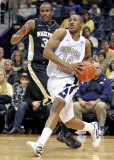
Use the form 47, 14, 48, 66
68, 15, 83, 33
40, 5, 54, 24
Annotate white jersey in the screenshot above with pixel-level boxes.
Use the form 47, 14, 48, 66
47, 29, 86, 78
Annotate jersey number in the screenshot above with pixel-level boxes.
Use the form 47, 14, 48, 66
41, 38, 48, 48
57, 54, 73, 74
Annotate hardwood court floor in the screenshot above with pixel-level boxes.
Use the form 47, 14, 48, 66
0, 134, 114, 160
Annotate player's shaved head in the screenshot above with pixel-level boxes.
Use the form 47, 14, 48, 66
40, 2, 53, 11
70, 14, 84, 23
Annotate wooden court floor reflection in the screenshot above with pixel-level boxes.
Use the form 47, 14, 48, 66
0, 134, 114, 160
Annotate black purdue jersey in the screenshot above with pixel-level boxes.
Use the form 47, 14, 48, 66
28, 18, 59, 64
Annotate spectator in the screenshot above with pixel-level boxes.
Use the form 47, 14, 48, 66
0, 47, 6, 68
109, 7, 114, 16
51, 0, 62, 18
17, 0, 37, 24
8, 0, 24, 21
88, 2, 101, 17
0, 0, 7, 24
82, 12, 95, 32
14, 59, 28, 83
11, 41, 28, 62
4, 59, 16, 85
106, 60, 114, 88
0, 68, 13, 112
97, 50, 109, 73
60, 10, 76, 29
100, 40, 114, 65
13, 50, 23, 71
73, 62, 112, 135
90, 57, 97, 64
109, 31, 114, 50
7, 82, 51, 134
99, 0, 113, 13
2, 72, 29, 134
82, 26, 98, 48
68, 0, 75, 7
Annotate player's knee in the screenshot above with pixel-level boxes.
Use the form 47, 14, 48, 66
65, 120, 73, 128
65, 121, 71, 128
50, 98, 65, 114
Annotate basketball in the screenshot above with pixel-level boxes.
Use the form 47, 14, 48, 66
76, 61, 95, 82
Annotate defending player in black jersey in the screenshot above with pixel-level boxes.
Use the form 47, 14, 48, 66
10, 2, 82, 148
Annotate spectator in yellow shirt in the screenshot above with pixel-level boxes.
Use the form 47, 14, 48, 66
0, 68, 13, 111
82, 12, 95, 32
100, 40, 114, 64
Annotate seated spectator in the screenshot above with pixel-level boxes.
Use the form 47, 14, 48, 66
82, 26, 98, 48
2, 73, 29, 134
99, 40, 114, 65
109, 7, 114, 16
68, 0, 75, 7
0, 0, 7, 24
0, 47, 6, 68
106, 60, 114, 89
17, 0, 37, 24
7, 82, 51, 134
8, 0, 24, 21
14, 59, 28, 83
60, 10, 76, 29
11, 41, 28, 61
99, 0, 113, 13
0, 68, 13, 112
88, 2, 101, 17
13, 50, 23, 72
109, 31, 114, 50
97, 51, 109, 73
90, 57, 97, 64
52, 0, 62, 18
4, 59, 16, 85
68, 1, 82, 15
82, 12, 95, 32
73, 62, 112, 136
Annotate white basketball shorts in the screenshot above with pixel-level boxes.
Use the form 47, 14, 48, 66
47, 76, 78, 123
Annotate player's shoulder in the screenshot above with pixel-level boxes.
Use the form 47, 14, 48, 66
55, 28, 67, 35
53, 28, 67, 39
85, 38, 91, 46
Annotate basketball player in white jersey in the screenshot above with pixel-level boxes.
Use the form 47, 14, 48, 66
26, 15, 101, 157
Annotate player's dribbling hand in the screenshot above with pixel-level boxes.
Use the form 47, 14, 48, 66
20, 24, 29, 37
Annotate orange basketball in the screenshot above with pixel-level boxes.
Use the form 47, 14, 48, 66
76, 61, 95, 82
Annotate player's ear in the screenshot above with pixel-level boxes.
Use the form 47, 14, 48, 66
81, 22, 84, 28
52, 10, 54, 16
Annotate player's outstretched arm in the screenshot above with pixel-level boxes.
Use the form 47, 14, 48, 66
10, 20, 35, 45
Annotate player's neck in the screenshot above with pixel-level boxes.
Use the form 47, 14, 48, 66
71, 33, 80, 41
70, 30, 81, 41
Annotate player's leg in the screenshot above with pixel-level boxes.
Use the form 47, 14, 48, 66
26, 97, 65, 157
65, 118, 101, 147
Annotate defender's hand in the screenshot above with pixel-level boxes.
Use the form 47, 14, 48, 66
20, 24, 29, 37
